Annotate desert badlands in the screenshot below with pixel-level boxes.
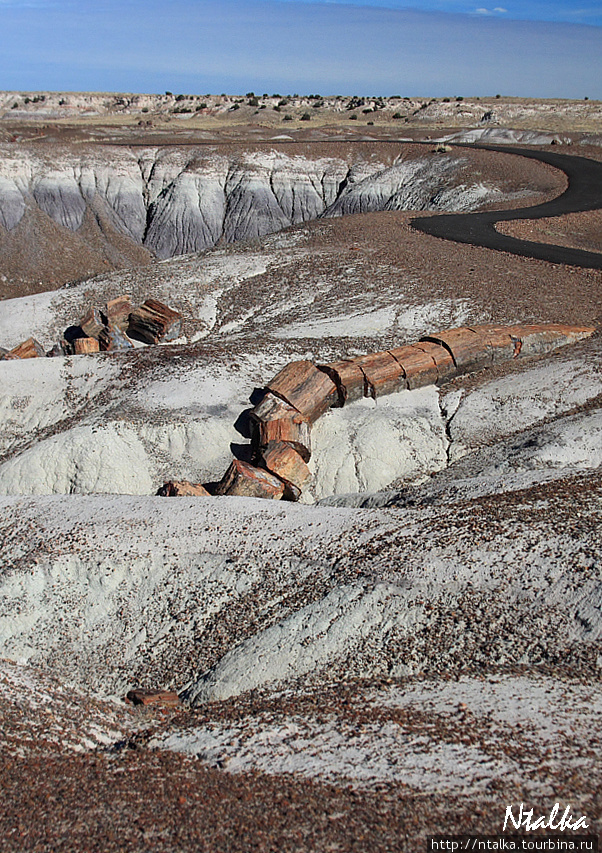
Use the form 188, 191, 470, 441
0, 93, 601, 850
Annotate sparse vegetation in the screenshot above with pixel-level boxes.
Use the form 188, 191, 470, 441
300, 112, 311, 121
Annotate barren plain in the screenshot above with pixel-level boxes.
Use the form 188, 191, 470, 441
0, 93, 601, 851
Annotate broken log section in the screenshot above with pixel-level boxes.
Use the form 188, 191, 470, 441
388, 345, 439, 390
353, 351, 405, 398
267, 360, 338, 423
214, 459, 286, 500
128, 299, 183, 345
74, 337, 100, 355
156, 480, 210, 497
126, 689, 180, 707
259, 440, 311, 492
318, 360, 365, 406
250, 391, 311, 461
105, 295, 133, 331
9, 337, 45, 359
79, 307, 105, 340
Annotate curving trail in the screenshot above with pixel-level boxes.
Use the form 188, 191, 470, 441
411, 145, 602, 270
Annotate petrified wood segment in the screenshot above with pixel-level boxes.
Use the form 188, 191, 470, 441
98, 324, 134, 352
74, 337, 100, 355
128, 299, 182, 345
0, 346, 18, 361
468, 324, 518, 363
318, 361, 365, 406
353, 351, 405, 398
259, 441, 311, 491
388, 345, 439, 390
505, 323, 596, 356
9, 337, 45, 359
411, 341, 457, 383
79, 307, 105, 340
214, 459, 285, 500
126, 689, 180, 706
267, 360, 338, 423
421, 327, 492, 372
105, 295, 132, 331
156, 480, 210, 497
250, 392, 311, 461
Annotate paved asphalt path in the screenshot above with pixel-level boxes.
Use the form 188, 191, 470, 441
411, 145, 602, 270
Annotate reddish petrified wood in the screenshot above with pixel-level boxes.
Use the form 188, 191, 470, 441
0, 346, 19, 361
98, 324, 134, 352
267, 360, 338, 423
128, 299, 183, 344
388, 344, 439, 389
505, 323, 596, 356
250, 392, 311, 461
214, 459, 285, 500
467, 324, 517, 363
9, 337, 45, 359
156, 480, 210, 497
318, 361, 365, 406
259, 441, 311, 491
105, 295, 132, 331
411, 341, 457, 383
421, 327, 492, 372
353, 351, 405, 398
79, 307, 105, 340
74, 337, 100, 355
126, 689, 180, 706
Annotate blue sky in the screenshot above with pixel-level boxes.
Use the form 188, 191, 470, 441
0, 0, 600, 98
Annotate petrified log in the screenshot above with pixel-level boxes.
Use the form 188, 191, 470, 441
353, 351, 405, 398
156, 480, 210, 497
410, 341, 457, 383
267, 360, 338, 423
214, 459, 285, 500
388, 344, 439, 389
421, 327, 491, 372
128, 299, 182, 344
79, 307, 105, 340
250, 391, 311, 461
98, 324, 134, 352
74, 337, 100, 355
505, 323, 596, 356
126, 689, 180, 707
259, 441, 311, 492
105, 295, 132, 331
318, 360, 365, 406
0, 346, 18, 361
9, 337, 45, 359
